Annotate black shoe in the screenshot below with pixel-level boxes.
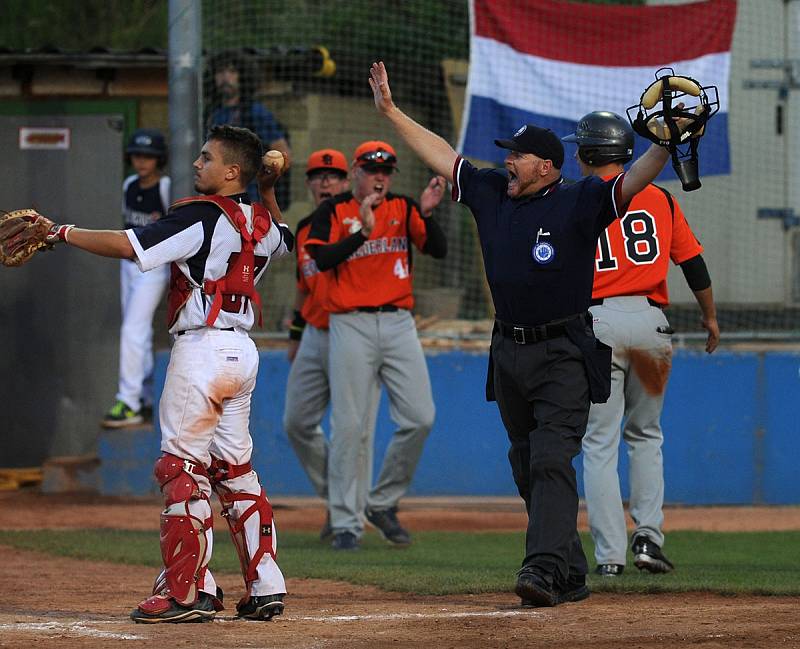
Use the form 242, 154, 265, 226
555, 575, 591, 605
236, 593, 285, 620
364, 507, 412, 546
632, 535, 674, 574
319, 512, 333, 543
331, 531, 360, 551
130, 592, 217, 624
515, 569, 556, 607
140, 403, 154, 422
594, 563, 625, 577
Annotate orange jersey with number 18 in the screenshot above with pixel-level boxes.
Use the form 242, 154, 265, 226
592, 181, 703, 306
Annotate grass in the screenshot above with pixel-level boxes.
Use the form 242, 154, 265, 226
1, 529, 798, 596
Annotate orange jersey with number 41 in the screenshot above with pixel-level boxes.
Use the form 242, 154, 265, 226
305, 192, 429, 313
592, 181, 703, 306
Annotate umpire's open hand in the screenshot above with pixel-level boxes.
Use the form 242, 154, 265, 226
369, 62, 395, 115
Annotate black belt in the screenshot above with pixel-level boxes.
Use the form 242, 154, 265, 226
176, 327, 235, 336
355, 305, 399, 313
497, 314, 585, 345
590, 297, 663, 309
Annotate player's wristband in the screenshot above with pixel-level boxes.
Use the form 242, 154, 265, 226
288, 310, 306, 341
46, 223, 75, 244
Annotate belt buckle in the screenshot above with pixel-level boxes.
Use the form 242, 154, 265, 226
513, 326, 527, 344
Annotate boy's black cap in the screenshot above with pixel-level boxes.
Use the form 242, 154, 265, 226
495, 125, 564, 169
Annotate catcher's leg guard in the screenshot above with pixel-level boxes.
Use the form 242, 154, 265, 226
134, 453, 220, 619
209, 457, 285, 609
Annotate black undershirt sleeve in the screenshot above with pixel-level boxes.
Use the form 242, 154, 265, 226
679, 254, 711, 291
311, 232, 368, 271
421, 217, 447, 259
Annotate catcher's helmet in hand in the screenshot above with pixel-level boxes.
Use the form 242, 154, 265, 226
126, 128, 168, 164
562, 111, 634, 166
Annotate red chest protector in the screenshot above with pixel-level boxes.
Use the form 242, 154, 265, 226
166, 195, 271, 328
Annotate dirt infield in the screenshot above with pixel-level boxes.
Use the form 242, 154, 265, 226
1, 493, 799, 649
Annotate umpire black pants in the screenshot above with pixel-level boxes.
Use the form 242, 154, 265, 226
491, 330, 589, 587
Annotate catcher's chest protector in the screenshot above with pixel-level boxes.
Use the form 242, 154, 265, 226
166, 195, 271, 328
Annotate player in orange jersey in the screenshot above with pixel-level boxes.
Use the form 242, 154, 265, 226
563, 112, 719, 578
305, 140, 446, 550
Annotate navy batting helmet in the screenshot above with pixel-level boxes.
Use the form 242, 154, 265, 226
562, 111, 634, 166
126, 128, 167, 162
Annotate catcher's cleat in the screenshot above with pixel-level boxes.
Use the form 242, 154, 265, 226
514, 569, 556, 607
365, 507, 411, 546
102, 400, 144, 429
130, 592, 217, 624
236, 593, 285, 620
632, 535, 674, 574
594, 563, 625, 577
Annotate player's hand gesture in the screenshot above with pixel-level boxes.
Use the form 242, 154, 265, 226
359, 193, 379, 237
369, 62, 395, 115
420, 176, 446, 217
702, 316, 719, 353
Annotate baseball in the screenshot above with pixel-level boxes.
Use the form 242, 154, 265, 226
265, 150, 284, 172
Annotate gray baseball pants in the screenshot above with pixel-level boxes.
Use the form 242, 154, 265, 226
283, 324, 378, 510
583, 296, 673, 565
328, 310, 435, 536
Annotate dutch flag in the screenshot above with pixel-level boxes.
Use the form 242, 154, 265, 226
458, 0, 737, 182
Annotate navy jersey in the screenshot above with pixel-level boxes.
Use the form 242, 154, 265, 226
122, 175, 171, 228
452, 156, 625, 325
125, 193, 293, 333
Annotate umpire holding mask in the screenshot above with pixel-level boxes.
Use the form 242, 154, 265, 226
368, 61, 687, 608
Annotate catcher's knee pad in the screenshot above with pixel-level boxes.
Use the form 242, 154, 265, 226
151, 453, 213, 606
209, 456, 276, 596
154, 452, 208, 506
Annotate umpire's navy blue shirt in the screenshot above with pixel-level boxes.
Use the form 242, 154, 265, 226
453, 156, 626, 326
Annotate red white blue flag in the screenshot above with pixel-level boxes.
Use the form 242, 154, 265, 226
458, 0, 737, 181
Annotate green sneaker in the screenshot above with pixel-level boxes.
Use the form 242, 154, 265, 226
102, 400, 144, 429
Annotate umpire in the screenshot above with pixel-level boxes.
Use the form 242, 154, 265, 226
368, 62, 689, 607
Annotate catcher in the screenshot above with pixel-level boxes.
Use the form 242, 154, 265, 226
0, 125, 294, 624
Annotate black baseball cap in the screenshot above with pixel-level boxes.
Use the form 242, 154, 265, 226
495, 125, 564, 169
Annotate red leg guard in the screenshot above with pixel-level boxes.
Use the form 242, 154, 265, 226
210, 466, 276, 598
145, 453, 214, 607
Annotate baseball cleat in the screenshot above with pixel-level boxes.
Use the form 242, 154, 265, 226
102, 400, 144, 429
130, 593, 217, 624
364, 507, 412, 547
594, 563, 625, 577
632, 535, 674, 574
331, 531, 360, 551
236, 593, 285, 620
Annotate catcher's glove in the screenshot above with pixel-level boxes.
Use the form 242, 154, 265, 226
0, 209, 72, 267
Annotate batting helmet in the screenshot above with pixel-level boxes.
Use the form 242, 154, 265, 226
126, 129, 168, 164
562, 111, 634, 166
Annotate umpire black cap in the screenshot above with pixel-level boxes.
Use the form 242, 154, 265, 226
562, 111, 634, 166
495, 125, 564, 169
126, 128, 167, 158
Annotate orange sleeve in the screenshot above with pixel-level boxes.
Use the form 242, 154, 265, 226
407, 199, 428, 251
669, 200, 704, 264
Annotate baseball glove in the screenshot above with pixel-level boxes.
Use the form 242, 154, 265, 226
0, 209, 56, 267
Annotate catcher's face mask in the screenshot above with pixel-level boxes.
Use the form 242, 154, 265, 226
627, 67, 719, 191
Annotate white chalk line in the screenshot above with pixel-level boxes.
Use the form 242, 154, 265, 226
0, 609, 539, 637
0, 620, 142, 641
288, 609, 543, 622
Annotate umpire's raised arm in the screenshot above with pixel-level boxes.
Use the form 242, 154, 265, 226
369, 62, 457, 182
